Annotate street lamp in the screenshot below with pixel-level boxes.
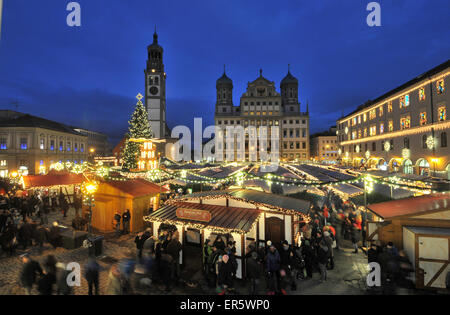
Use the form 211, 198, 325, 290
83, 181, 98, 236
431, 158, 439, 177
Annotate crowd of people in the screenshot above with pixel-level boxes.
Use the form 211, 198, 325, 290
0, 190, 78, 257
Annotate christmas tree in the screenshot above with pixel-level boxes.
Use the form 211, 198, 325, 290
122, 94, 153, 170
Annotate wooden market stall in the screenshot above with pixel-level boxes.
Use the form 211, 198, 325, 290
22, 171, 85, 202
366, 194, 450, 248
403, 226, 450, 290
144, 188, 311, 279
87, 178, 169, 233
367, 194, 450, 290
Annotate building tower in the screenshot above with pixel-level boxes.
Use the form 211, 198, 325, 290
281, 65, 300, 114
215, 66, 234, 115
145, 28, 167, 139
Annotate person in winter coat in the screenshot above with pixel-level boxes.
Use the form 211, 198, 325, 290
122, 209, 131, 234
266, 245, 281, 294
246, 252, 261, 295
114, 212, 121, 236
166, 231, 182, 283
56, 263, 73, 295
217, 254, 234, 294
323, 231, 334, 269
368, 243, 379, 264
20, 254, 43, 295
202, 239, 213, 274
317, 239, 330, 282
135, 229, 151, 260
106, 265, 123, 295
85, 257, 101, 295
37, 269, 56, 295
351, 214, 362, 254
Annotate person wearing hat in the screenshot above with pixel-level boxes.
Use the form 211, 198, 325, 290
217, 254, 234, 294
266, 244, 281, 295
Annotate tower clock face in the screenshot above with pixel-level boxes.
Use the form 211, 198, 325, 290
150, 86, 159, 95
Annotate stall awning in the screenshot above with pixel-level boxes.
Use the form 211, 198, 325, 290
368, 194, 450, 219
23, 173, 84, 189
144, 201, 261, 234
105, 178, 169, 197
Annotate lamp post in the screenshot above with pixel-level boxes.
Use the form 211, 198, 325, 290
84, 182, 98, 237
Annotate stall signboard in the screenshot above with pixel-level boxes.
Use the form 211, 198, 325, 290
176, 208, 212, 223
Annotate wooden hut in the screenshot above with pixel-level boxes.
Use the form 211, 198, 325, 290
87, 178, 169, 233
144, 189, 311, 279
367, 194, 450, 290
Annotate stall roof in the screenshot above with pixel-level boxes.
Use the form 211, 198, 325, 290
104, 178, 169, 197
145, 201, 261, 234
368, 194, 450, 219
176, 188, 310, 215
404, 226, 450, 236
23, 173, 84, 189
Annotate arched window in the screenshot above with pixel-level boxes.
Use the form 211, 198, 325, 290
441, 132, 447, 148
422, 135, 427, 148
403, 159, 413, 174
154, 77, 159, 85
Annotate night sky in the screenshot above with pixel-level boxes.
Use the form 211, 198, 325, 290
0, 0, 449, 146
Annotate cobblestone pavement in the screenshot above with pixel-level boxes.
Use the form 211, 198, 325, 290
0, 207, 411, 295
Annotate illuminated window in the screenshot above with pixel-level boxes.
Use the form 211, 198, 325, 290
40, 139, 45, 150
437, 79, 445, 94
420, 112, 427, 125
387, 101, 393, 113
352, 131, 356, 140
369, 109, 376, 120
363, 113, 367, 122
400, 116, 411, 130
399, 95, 410, 108
363, 128, 367, 137
74, 143, 78, 152
358, 115, 361, 124
0, 137, 7, 150
59, 141, 64, 151
20, 138, 28, 150
419, 87, 426, 101
369, 126, 376, 136
67, 142, 71, 151
50, 140, 55, 151
438, 106, 446, 121
388, 120, 394, 132
379, 106, 384, 117
380, 123, 384, 134
358, 130, 362, 139
352, 117, 357, 126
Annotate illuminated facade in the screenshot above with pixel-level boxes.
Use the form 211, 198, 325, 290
214, 68, 310, 162
0, 110, 87, 176
337, 60, 450, 178
310, 129, 338, 164
129, 138, 159, 171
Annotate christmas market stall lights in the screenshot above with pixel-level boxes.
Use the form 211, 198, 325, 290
144, 188, 311, 280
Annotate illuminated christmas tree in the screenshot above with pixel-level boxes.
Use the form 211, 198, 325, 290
122, 94, 153, 170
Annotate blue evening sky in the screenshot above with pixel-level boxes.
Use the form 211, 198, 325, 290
0, 0, 449, 145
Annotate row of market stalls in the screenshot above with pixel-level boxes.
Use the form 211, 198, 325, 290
19, 171, 169, 234
367, 194, 450, 290
144, 188, 311, 279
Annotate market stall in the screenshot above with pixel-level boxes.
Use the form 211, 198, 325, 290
86, 178, 169, 233
144, 188, 311, 279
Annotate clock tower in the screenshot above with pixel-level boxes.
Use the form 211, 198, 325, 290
145, 29, 167, 139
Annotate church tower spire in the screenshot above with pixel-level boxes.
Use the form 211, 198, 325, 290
145, 29, 166, 139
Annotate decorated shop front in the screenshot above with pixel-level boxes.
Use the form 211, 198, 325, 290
144, 188, 311, 279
